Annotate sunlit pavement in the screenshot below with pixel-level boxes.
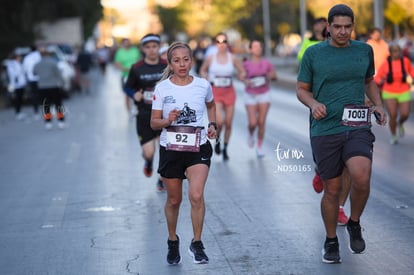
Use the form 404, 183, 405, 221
0, 64, 413, 275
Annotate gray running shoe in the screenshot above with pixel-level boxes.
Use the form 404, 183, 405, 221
222, 148, 229, 161
188, 240, 209, 264
167, 235, 181, 265
347, 222, 366, 253
322, 240, 341, 264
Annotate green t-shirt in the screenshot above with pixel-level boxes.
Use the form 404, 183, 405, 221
297, 40, 375, 137
114, 46, 141, 77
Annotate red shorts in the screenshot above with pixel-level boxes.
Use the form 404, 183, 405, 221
212, 86, 236, 106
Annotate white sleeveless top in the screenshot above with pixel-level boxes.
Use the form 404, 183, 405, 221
208, 52, 234, 82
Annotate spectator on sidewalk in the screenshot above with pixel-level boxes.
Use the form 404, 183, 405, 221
6, 52, 27, 120
34, 46, 65, 130
95, 46, 110, 75
22, 45, 41, 119
76, 46, 94, 94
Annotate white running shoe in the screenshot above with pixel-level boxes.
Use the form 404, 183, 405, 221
256, 146, 265, 158
248, 135, 254, 148
398, 124, 405, 138
15, 113, 26, 121
45, 122, 53, 130
389, 135, 398, 145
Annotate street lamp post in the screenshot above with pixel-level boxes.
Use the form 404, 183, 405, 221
299, 0, 307, 40
262, 0, 271, 57
373, 0, 384, 30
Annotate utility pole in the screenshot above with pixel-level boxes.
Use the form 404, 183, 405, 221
262, 0, 271, 57
299, 0, 307, 39
373, 0, 384, 30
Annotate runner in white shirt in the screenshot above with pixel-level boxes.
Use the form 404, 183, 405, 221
22, 46, 41, 117
6, 53, 27, 120
151, 42, 216, 266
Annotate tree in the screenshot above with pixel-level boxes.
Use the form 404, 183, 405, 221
156, 4, 186, 42
384, 1, 407, 39
306, 0, 373, 36
0, 0, 102, 59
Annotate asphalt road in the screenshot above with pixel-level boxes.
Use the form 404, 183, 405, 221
0, 64, 413, 275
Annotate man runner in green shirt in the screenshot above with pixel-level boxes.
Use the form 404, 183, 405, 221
297, 4, 386, 264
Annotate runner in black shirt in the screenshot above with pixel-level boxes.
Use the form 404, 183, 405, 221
125, 33, 167, 190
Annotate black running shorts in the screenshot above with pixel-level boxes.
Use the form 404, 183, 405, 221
136, 112, 161, 145
310, 129, 375, 180
158, 140, 213, 179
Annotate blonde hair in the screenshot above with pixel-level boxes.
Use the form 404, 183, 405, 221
160, 42, 192, 81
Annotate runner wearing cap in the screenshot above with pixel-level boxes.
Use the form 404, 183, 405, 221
124, 34, 167, 190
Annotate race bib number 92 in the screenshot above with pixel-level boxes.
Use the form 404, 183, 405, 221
166, 126, 202, 152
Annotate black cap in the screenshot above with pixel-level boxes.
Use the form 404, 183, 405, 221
328, 4, 354, 23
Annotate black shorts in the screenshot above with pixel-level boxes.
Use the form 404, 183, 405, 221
158, 140, 213, 179
136, 112, 161, 145
310, 129, 375, 180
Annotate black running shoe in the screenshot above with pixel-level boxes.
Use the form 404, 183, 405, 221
143, 160, 153, 177
157, 178, 166, 191
167, 235, 181, 265
222, 148, 229, 161
347, 222, 366, 253
322, 240, 341, 264
188, 240, 209, 264
214, 140, 221, 155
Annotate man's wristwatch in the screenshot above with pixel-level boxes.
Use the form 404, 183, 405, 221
208, 122, 217, 130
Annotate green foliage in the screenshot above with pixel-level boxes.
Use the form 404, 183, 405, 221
157, 4, 186, 43
238, 0, 299, 42
209, 0, 253, 33
384, 1, 407, 24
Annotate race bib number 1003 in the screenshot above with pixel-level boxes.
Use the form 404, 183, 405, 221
341, 104, 370, 127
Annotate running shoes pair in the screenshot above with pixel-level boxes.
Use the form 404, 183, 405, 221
248, 135, 265, 158
322, 221, 365, 264
167, 235, 209, 265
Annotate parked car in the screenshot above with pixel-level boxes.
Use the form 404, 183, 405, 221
56, 43, 78, 64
